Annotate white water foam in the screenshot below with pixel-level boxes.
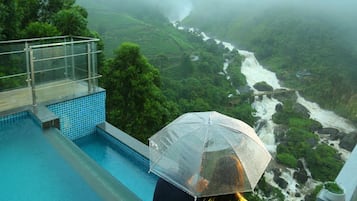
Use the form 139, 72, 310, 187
296, 92, 356, 133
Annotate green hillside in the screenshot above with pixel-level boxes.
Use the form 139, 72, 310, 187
77, 0, 255, 127
184, 2, 357, 122
77, 0, 194, 58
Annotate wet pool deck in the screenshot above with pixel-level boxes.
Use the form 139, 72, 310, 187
0, 80, 90, 114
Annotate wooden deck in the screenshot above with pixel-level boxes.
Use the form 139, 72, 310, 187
0, 80, 90, 113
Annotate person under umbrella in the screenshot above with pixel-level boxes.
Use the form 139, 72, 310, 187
153, 155, 247, 201
150, 111, 271, 201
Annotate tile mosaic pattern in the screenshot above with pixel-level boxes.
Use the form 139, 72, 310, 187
0, 111, 29, 128
47, 91, 106, 140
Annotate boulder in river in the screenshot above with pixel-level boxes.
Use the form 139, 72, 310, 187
293, 160, 308, 184
275, 103, 283, 112
274, 125, 289, 142
253, 81, 274, 91
317, 127, 340, 135
339, 132, 357, 151
292, 103, 310, 118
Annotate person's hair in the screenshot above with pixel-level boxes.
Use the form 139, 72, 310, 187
202, 156, 245, 201
209, 155, 244, 190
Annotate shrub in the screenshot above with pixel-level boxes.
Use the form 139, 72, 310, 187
325, 182, 344, 194
276, 153, 298, 168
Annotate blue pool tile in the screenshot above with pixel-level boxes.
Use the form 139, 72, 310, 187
47, 91, 106, 140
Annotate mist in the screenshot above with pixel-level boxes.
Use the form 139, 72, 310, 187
171, 0, 357, 51
151, 0, 193, 22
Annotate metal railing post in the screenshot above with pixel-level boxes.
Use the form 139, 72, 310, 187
64, 37, 68, 78
25, 41, 31, 87
87, 42, 92, 92
91, 42, 97, 92
29, 48, 37, 107
71, 37, 75, 79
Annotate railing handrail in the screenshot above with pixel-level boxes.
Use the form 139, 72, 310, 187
0, 35, 68, 44
30, 38, 99, 49
0, 35, 99, 45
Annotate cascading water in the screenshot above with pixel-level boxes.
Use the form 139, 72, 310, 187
174, 24, 356, 200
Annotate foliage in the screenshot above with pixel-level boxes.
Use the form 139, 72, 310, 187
305, 184, 323, 201
276, 153, 298, 168
52, 7, 88, 36
256, 175, 285, 201
0, 0, 89, 39
78, 0, 256, 133
102, 42, 178, 142
324, 182, 344, 194
184, 3, 357, 123
277, 128, 318, 159
273, 98, 344, 181
305, 144, 344, 181
22, 22, 60, 38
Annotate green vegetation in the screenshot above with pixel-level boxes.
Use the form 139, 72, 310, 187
102, 42, 178, 142
0, 0, 92, 40
274, 99, 344, 181
324, 182, 344, 194
306, 144, 344, 181
305, 184, 323, 201
276, 153, 297, 168
77, 0, 256, 142
184, 2, 357, 123
256, 175, 285, 201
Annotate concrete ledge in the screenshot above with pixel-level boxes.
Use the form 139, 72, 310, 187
30, 106, 60, 130
96, 122, 149, 159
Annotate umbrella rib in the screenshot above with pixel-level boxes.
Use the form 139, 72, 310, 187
218, 128, 254, 190
217, 122, 266, 148
149, 125, 204, 169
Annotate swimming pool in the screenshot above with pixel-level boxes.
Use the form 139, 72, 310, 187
75, 128, 158, 201
0, 114, 141, 201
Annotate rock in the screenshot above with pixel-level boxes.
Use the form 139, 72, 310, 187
272, 169, 288, 189
294, 169, 308, 184
272, 168, 282, 177
275, 177, 288, 189
294, 160, 308, 184
306, 137, 318, 147
309, 120, 323, 132
237, 85, 252, 95
274, 125, 289, 142
292, 103, 310, 118
253, 81, 274, 91
330, 132, 345, 141
339, 132, 357, 151
295, 192, 301, 197
255, 119, 267, 133
275, 103, 283, 112
274, 90, 297, 102
317, 127, 340, 135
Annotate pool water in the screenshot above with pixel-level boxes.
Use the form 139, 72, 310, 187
0, 117, 103, 201
75, 133, 158, 201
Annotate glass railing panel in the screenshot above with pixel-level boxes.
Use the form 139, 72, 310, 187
0, 36, 101, 112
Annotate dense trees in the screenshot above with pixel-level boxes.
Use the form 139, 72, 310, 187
102, 42, 178, 142
0, 0, 89, 40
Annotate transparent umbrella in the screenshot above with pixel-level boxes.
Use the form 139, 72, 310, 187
149, 111, 272, 198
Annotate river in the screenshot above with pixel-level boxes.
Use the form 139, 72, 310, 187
176, 24, 357, 200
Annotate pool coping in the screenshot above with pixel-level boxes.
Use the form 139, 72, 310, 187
97, 122, 150, 159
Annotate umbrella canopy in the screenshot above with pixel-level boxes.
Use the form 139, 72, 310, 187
149, 111, 271, 198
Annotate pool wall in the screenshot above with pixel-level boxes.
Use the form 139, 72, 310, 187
97, 122, 150, 159
47, 90, 106, 140
0, 111, 29, 127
